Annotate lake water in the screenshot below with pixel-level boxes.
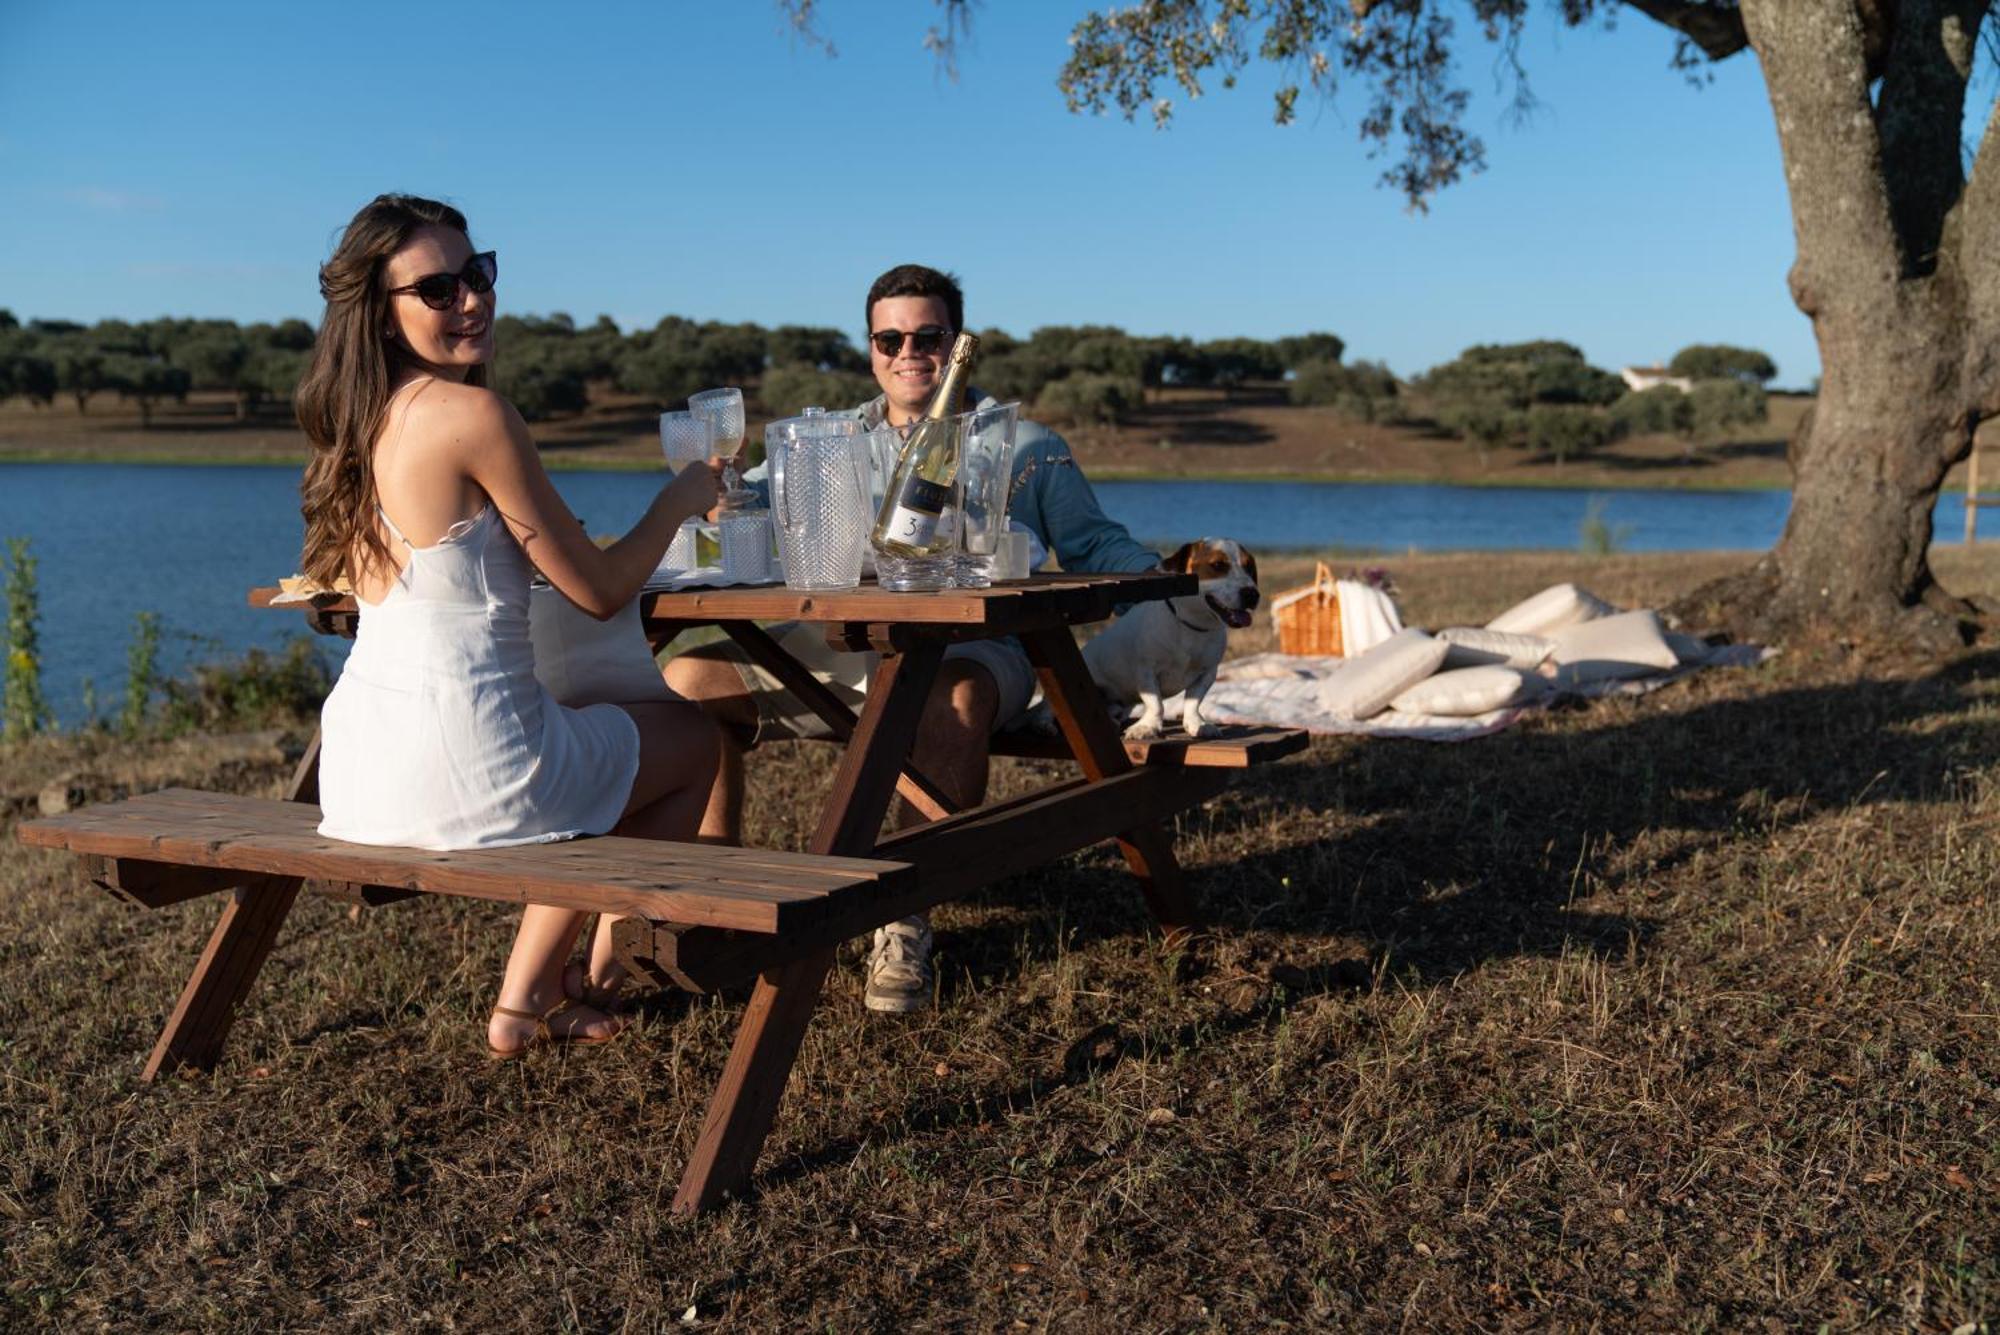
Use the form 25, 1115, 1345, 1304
0, 461, 1976, 725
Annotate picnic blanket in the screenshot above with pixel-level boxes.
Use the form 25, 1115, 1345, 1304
1194, 581, 1772, 742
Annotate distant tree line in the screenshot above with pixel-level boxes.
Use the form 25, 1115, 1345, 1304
1410, 339, 1773, 463
0, 307, 1775, 457
0, 309, 315, 427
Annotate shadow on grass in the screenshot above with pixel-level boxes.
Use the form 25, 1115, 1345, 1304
943, 647, 2000, 991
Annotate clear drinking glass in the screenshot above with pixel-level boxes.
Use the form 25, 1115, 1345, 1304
719, 506, 774, 583
688, 387, 750, 505
953, 402, 1018, 587
658, 410, 713, 572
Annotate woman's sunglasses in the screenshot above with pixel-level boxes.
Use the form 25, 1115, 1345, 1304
869, 325, 949, 358
388, 251, 498, 311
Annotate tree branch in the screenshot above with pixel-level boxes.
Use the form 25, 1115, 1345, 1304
1739, 0, 1902, 316
1618, 0, 1750, 60
1874, 0, 1981, 277
1954, 82, 2000, 413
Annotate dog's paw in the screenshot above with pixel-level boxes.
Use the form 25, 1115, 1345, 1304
1123, 718, 1163, 741
1184, 716, 1219, 740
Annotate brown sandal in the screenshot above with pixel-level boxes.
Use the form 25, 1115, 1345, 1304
486, 997, 623, 1060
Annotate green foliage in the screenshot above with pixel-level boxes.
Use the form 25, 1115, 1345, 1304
103, 356, 191, 426
1523, 404, 1613, 462
1275, 332, 1346, 370
1420, 341, 1624, 449
759, 363, 878, 418
1434, 402, 1524, 450
53, 343, 107, 412
1669, 343, 1777, 385
1035, 373, 1145, 426
766, 325, 865, 373
1199, 337, 1286, 393
1608, 384, 1694, 437
1288, 358, 1401, 421
1689, 377, 1767, 439
122, 611, 160, 737
3, 537, 52, 742
616, 316, 768, 406
160, 637, 332, 733
1578, 498, 1634, 555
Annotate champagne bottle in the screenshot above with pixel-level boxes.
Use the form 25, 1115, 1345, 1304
870, 332, 980, 558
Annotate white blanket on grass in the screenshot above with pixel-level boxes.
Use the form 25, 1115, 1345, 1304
1196, 642, 1771, 742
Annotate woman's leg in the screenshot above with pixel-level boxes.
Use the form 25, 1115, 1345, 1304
573, 701, 724, 998
489, 904, 619, 1053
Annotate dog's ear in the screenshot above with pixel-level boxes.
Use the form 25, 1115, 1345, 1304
1238, 544, 1258, 585
1163, 542, 1198, 573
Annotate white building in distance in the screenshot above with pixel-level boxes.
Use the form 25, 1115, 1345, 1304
1621, 365, 1695, 394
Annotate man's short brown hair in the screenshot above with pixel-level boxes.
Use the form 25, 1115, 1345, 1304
865, 264, 964, 336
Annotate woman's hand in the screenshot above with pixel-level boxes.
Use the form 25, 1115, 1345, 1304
666, 454, 723, 523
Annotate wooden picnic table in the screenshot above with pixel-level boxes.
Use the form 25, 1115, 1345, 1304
232, 571, 1299, 1209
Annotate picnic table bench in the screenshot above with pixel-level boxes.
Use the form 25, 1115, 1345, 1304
17, 571, 1306, 1213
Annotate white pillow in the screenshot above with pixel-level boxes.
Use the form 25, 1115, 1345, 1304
1486, 583, 1616, 637
1391, 665, 1536, 717
529, 586, 674, 707
1550, 609, 1680, 685
1317, 628, 1448, 720
1436, 626, 1554, 670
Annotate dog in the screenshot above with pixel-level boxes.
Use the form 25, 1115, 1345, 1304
1081, 538, 1260, 740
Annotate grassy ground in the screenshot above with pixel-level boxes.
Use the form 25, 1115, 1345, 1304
1, 550, 1996, 1330
0, 385, 1848, 490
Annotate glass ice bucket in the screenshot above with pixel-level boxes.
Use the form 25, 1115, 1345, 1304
767, 410, 871, 591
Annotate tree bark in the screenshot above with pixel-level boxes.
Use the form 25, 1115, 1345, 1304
1672, 0, 1991, 650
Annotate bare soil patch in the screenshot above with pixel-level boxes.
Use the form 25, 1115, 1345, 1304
1, 549, 1994, 1328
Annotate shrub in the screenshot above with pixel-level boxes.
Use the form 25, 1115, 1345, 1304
1289, 359, 1401, 420
1435, 402, 1524, 449
759, 363, 878, 418
1609, 384, 1695, 437
160, 637, 332, 733
1690, 377, 1768, 438
1523, 404, 1614, 462
1035, 374, 1144, 426
3, 536, 51, 741
1669, 343, 1777, 384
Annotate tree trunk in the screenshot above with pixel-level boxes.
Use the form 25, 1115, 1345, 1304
1673, 0, 1994, 649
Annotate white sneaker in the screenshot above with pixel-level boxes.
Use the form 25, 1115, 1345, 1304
864, 916, 934, 1013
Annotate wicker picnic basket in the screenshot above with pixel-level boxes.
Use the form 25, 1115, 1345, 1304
1272, 561, 1342, 656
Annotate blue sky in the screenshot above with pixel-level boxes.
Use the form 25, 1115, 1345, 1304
2, 1, 1824, 382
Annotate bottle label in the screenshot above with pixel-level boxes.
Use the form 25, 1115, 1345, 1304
882, 477, 948, 547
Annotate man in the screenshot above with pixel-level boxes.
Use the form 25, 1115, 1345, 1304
664, 264, 1158, 1013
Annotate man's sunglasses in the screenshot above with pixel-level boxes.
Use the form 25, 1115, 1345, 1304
869, 325, 949, 358
388, 251, 498, 310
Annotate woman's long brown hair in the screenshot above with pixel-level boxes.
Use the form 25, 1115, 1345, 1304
295, 194, 488, 588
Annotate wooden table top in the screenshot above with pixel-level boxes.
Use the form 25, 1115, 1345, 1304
250, 570, 1195, 635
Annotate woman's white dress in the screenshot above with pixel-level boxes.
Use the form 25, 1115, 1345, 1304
317, 504, 640, 850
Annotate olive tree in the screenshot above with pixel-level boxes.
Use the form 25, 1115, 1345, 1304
799, 0, 2000, 647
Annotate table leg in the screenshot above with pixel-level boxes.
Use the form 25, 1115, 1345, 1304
719, 621, 957, 823
672, 641, 946, 1214
141, 718, 325, 1079
1019, 626, 1202, 937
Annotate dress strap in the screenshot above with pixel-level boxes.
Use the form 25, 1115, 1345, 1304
377, 505, 415, 550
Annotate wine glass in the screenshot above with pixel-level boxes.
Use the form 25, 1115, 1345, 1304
658, 410, 713, 572
688, 387, 750, 506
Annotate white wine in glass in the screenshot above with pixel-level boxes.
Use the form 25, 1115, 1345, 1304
688, 387, 750, 504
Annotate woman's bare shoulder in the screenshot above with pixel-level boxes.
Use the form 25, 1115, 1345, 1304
400, 380, 529, 458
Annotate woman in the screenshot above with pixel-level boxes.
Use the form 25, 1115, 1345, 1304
297, 194, 721, 1058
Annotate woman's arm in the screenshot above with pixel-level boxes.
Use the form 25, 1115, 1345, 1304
441, 385, 719, 617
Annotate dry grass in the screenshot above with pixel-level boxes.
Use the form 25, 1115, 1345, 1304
1, 550, 1996, 1330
